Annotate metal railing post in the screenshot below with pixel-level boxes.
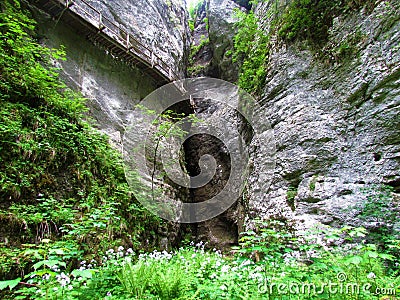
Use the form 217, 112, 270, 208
98, 13, 105, 31
49, 0, 177, 82
65, 0, 74, 8
151, 52, 155, 68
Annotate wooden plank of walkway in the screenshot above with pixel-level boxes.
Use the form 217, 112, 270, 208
30, 0, 180, 85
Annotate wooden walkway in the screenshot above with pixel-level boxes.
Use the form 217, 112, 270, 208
31, 0, 180, 85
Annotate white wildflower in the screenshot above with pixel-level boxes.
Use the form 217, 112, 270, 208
42, 273, 50, 280
221, 265, 230, 273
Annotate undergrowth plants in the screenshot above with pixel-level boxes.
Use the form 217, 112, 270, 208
1, 0, 399, 299
0, 0, 162, 290
2, 225, 398, 299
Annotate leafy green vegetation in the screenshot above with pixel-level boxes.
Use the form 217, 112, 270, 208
286, 186, 297, 210
351, 185, 400, 261
188, 34, 210, 77
0, 0, 162, 287
187, 64, 207, 77
276, 0, 375, 45
232, 10, 269, 96
188, 19, 194, 32
133, 105, 200, 203
190, 35, 210, 59
203, 17, 209, 31
1, 1, 399, 299
187, 0, 203, 33
188, 0, 203, 20
232, 0, 377, 95
309, 176, 318, 191
2, 224, 398, 299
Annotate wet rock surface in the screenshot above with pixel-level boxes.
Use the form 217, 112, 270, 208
86, 0, 190, 78
189, 0, 241, 81
247, 0, 400, 230
30, 0, 191, 248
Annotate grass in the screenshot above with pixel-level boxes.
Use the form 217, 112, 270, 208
3, 225, 398, 299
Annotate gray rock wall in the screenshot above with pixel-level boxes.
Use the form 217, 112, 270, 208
31, 0, 400, 245
190, 0, 242, 81
29, 0, 191, 248
33, 9, 155, 146
247, 0, 400, 231
86, 0, 190, 77
207, 0, 241, 82
31, 0, 189, 147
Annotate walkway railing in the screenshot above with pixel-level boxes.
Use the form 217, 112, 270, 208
38, 0, 180, 82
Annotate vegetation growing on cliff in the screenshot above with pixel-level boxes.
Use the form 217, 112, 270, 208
276, 0, 376, 44
0, 1, 399, 299
233, 10, 269, 96
232, 0, 378, 95
0, 0, 162, 289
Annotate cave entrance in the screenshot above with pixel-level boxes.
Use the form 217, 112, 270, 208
168, 99, 240, 249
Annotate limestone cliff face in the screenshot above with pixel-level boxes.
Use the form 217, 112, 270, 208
207, 0, 241, 82
32, 0, 189, 146
85, 0, 190, 78
30, 0, 191, 248
190, 0, 242, 81
247, 0, 400, 231
190, 0, 399, 236
31, 0, 400, 245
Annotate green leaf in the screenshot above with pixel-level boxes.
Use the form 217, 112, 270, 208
378, 253, 394, 261
364, 251, 378, 258
26, 270, 56, 278
33, 259, 66, 270
345, 256, 363, 265
50, 248, 66, 255
0, 278, 21, 290
71, 269, 95, 279
32, 261, 45, 270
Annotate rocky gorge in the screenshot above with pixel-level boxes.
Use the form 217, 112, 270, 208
29, 0, 400, 247
189, 0, 400, 242
0, 0, 399, 297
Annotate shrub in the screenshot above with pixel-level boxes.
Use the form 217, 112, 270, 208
233, 10, 269, 96
0, 0, 162, 286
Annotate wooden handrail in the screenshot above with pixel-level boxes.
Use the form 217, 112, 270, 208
55, 0, 179, 81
